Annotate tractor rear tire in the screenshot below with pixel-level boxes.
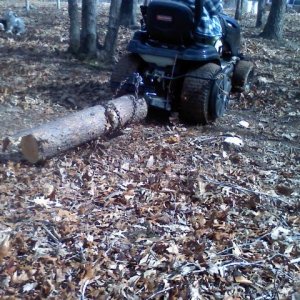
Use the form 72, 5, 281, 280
232, 60, 254, 92
110, 53, 144, 96
180, 63, 222, 125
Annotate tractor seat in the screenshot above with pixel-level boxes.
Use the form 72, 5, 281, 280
146, 0, 194, 45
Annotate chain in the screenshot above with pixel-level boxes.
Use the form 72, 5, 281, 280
111, 72, 144, 127
130, 72, 144, 123
134, 73, 143, 99
104, 102, 122, 132
113, 77, 128, 98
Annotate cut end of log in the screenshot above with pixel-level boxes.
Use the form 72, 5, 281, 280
21, 135, 40, 163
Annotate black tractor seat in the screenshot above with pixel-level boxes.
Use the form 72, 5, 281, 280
146, 0, 195, 45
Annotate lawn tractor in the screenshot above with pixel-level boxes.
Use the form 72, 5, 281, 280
110, 0, 254, 124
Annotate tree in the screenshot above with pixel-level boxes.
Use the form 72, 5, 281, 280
119, 0, 139, 28
68, 0, 100, 58
235, 0, 247, 20
25, 0, 31, 12
101, 0, 122, 62
80, 0, 99, 57
68, 0, 122, 61
256, 0, 266, 27
68, 0, 80, 54
260, 0, 286, 39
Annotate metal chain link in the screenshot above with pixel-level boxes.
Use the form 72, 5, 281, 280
130, 72, 144, 123
110, 72, 144, 128
104, 102, 122, 131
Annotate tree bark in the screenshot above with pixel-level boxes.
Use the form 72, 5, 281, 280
68, 0, 81, 54
25, 0, 30, 12
119, 0, 138, 28
256, 0, 266, 27
260, 0, 286, 39
80, 0, 98, 57
235, 0, 241, 20
103, 0, 122, 62
57, 0, 61, 10
1, 96, 148, 164
235, 0, 247, 20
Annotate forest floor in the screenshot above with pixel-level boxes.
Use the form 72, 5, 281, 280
0, 1, 300, 299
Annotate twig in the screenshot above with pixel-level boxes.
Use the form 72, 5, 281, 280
291, 257, 300, 264
221, 260, 264, 269
146, 286, 174, 300
190, 136, 219, 144
103, 190, 123, 201
40, 223, 61, 244
216, 232, 271, 255
80, 279, 90, 300
273, 269, 280, 300
200, 175, 290, 205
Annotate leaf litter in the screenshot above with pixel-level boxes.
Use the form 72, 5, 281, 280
0, 1, 300, 299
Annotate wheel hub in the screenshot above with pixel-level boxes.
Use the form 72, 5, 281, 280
211, 73, 231, 118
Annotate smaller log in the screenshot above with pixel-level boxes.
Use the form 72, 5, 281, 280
1, 95, 148, 164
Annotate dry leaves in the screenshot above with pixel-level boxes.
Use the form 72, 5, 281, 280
0, 2, 300, 299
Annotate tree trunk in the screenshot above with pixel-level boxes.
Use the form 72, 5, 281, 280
235, 0, 247, 20
57, 0, 61, 10
256, 0, 266, 27
241, 0, 247, 14
102, 0, 122, 62
119, 0, 138, 28
235, 0, 241, 20
260, 0, 286, 39
1, 96, 148, 164
25, 0, 30, 12
68, 0, 81, 54
80, 0, 98, 57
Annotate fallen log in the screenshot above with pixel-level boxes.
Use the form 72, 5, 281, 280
1, 129, 33, 162
1, 95, 148, 163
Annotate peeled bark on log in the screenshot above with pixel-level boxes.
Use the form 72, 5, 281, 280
1, 95, 148, 163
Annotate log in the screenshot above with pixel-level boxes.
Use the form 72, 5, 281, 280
1, 129, 33, 162
1, 95, 148, 163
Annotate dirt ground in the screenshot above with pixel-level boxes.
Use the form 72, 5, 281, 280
0, 1, 300, 299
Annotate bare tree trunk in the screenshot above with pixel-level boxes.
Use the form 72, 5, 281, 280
241, 0, 247, 15
25, 0, 30, 12
1, 96, 148, 163
235, 0, 247, 20
260, 0, 286, 39
57, 0, 61, 9
235, 0, 242, 20
256, 0, 266, 27
80, 0, 98, 58
103, 0, 122, 61
119, 0, 138, 28
68, 0, 81, 54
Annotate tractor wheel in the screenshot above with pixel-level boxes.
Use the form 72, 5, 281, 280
110, 53, 144, 96
180, 63, 224, 124
210, 69, 231, 121
232, 60, 254, 92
